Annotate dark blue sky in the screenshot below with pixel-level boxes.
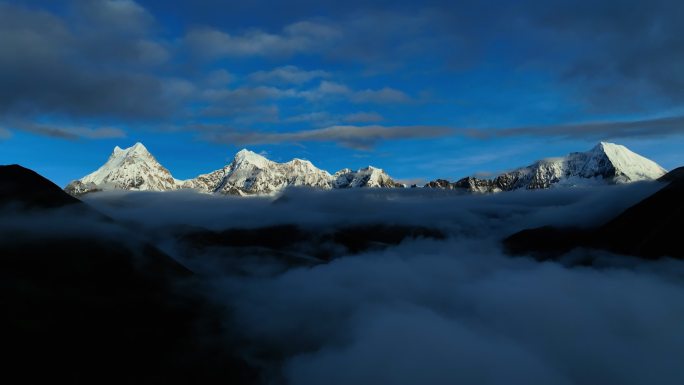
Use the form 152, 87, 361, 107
1, 0, 682, 186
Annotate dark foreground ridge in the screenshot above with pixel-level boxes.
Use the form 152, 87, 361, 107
504, 167, 684, 261
0, 164, 81, 209
0, 165, 257, 384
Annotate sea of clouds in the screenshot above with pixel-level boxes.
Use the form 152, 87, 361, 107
77, 182, 684, 385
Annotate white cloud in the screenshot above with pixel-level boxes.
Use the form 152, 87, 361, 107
81, 183, 684, 385
204, 69, 235, 87
466, 115, 684, 140
249, 66, 330, 85
5, 120, 126, 140
301, 81, 411, 104
203, 124, 453, 150
74, 0, 153, 35
352, 87, 411, 104
184, 21, 340, 58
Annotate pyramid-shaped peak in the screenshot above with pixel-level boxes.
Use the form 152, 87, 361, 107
575, 142, 666, 182
589, 141, 646, 160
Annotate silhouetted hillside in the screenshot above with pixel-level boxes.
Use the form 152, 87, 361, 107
504, 167, 684, 261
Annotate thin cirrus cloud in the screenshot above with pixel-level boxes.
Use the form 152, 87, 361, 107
183, 21, 341, 58
4, 120, 126, 140
196, 82, 411, 119
284, 111, 384, 126
249, 66, 330, 85
301, 81, 413, 104
0, 127, 12, 140
202, 124, 453, 150
465, 115, 684, 140
343, 112, 384, 123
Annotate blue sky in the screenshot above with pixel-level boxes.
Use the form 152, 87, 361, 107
0, 0, 683, 186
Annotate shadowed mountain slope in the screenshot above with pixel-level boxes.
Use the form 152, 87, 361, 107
504, 167, 684, 260
0, 165, 256, 384
1, 164, 81, 209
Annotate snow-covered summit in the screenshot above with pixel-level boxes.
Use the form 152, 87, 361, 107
425, 142, 667, 193
65, 142, 179, 196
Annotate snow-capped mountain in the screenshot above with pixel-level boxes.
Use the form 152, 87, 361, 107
65, 145, 402, 196
333, 166, 403, 188
425, 142, 666, 192
65, 141, 665, 197
184, 149, 334, 195
65, 143, 181, 196
184, 151, 404, 195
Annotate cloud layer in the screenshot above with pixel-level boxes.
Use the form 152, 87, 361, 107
203, 124, 453, 150
466, 115, 684, 140
80, 182, 684, 384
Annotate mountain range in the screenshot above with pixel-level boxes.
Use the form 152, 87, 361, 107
65, 143, 402, 196
425, 142, 666, 192
65, 141, 667, 196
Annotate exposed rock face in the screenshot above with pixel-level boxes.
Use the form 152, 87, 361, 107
425, 142, 667, 193
333, 166, 403, 188
452, 176, 499, 193
424, 179, 456, 189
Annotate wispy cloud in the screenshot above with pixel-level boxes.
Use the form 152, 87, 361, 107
0, 127, 12, 140
352, 87, 412, 104
202, 124, 453, 150
466, 115, 684, 140
196, 81, 409, 121
184, 21, 340, 59
301, 81, 412, 104
204, 69, 235, 87
249, 66, 330, 85
4, 120, 126, 140
343, 112, 384, 123
285, 112, 336, 125
284, 111, 383, 126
